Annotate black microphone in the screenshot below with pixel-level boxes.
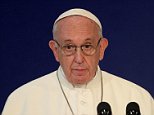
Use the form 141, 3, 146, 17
126, 102, 141, 115
97, 102, 112, 115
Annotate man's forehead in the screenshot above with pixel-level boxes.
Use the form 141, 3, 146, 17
54, 8, 102, 30
63, 38, 94, 42
59, 37, 98, 45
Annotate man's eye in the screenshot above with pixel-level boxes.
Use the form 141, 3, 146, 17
82, 44, 93, 49
63, 45, 75, 50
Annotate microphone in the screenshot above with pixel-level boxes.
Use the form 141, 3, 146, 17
126, 102, 141, 115
97, 102, 112, 115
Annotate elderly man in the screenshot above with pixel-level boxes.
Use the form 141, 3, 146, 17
2, 8, 154, 115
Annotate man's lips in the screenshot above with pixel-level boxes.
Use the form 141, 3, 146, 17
72, 68, 87, 75
72, 68, 87, 71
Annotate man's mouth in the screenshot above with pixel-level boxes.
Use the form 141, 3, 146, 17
72, 69, 87, 76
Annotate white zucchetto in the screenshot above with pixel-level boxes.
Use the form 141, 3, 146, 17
53, 8, 102, 30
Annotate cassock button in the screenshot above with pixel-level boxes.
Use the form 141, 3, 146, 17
80, 100, 86, 105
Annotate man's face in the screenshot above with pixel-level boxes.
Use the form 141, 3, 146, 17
50, 16, 108, 85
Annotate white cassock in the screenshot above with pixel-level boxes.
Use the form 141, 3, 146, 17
2, 66, 154, 115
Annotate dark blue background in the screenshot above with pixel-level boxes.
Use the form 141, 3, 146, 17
1, 0, 154, 113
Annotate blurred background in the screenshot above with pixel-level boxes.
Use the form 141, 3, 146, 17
1, 0, 154, 113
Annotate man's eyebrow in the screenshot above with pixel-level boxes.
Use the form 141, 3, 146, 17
84, 38, 95, 43
62, 39, 73, 43
85, 38, 92, 41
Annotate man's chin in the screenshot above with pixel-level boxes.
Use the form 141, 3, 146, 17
72, 76, 89, 85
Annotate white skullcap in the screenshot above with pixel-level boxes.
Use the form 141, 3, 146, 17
54, 8, 102, 30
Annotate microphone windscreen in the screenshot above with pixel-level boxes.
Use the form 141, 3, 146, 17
97, 102, 112, 115
126, 102, 141, 115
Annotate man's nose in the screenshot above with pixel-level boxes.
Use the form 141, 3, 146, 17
74, 48, 84, 64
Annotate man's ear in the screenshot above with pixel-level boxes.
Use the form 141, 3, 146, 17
49, 40, 59, 62
99, 38, 108, 60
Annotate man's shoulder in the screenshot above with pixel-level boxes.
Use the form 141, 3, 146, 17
8, 70, 58, 99
102, 70, 143, 89
101, 70, 153, 98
